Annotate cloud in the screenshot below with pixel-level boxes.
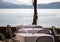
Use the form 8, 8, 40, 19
2, 0, 24, 4
2, 0, 60, 5
38, 0, 60, 4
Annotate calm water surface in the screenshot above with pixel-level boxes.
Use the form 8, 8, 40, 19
0, 9, 60, 27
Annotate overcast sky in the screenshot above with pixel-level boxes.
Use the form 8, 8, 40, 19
3, 0, 60, 4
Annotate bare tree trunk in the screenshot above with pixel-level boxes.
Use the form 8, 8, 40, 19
32, 0, 38, 25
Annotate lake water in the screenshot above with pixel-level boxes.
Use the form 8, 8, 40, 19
0, 9, 60, 27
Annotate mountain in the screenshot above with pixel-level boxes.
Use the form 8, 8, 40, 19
0, 0, 32, 8
49, 2, 60, 9
0, 1, 60, 9
37, 2, 60, 9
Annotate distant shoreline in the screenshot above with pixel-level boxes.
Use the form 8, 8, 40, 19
0, 8, 60, 9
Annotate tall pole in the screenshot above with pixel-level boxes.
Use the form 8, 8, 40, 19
32, 0, 38, 25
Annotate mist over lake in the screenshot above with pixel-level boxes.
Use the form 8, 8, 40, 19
0, 9, 60, 27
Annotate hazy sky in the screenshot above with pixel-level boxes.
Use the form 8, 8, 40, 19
3, 0, 60, 4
